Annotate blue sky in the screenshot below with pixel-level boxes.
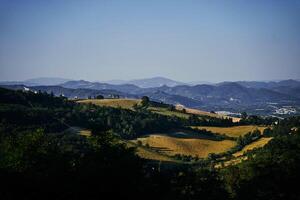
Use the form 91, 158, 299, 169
0, 0, 300, 82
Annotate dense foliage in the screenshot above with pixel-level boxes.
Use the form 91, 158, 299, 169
0, 88, 240, 139
0, 88, 184, 139
223, 131, 300, 200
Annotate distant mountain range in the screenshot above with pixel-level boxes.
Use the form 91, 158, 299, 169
1, 85, 137, 99
104, 77, 186, 88
0, 77, 71, 86
1, 77, 300, 116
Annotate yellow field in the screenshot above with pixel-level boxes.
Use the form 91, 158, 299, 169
125, 140, 176, 162
131, 134, 236, 158
233, 137, 273, 157
78, 99, 242, 121
193, 125, 267, 137
78, 99, 141, 109
135, 147, 176, 162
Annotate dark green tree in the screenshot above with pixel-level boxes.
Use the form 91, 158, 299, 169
141, 96, 150, 107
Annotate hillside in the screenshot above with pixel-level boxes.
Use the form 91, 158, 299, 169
0, 85, 137, 99
233, 137, 273, 157
193, 125, 267, 138
57, 79, 300, 116
60, 80, 141, 94
131, 134, 236, 158
78, 99, 141, 110
2, 78, 300, 116
175, 104, 241, 122
77, 98, 239, 121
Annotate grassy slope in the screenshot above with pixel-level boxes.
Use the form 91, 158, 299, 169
215, 137, 273, 168
78, 99, 240, 121
193, 125, 267, 137
148, 107, 190, 119
131, 134, 236, 158
78, 99, 141, 110
233, 137, 273, 157
79, 99, 192, 118
175, 104, 241, 122
77, 99, 270, 163
126, 140, 178, 162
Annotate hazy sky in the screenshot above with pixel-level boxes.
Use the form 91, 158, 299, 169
1, 0, 300, 82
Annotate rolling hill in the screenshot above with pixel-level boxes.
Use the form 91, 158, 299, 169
2, 77, 300, 116
131, 133, 236, 158
60, 80, 141, 94
0, 85, 137, 99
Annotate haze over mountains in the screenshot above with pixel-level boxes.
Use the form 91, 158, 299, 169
1, 76, 300, 116
0, 77, 72, 86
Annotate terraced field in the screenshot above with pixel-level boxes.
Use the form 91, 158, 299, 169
131, 133, 236, 158
193, 125, 267, 137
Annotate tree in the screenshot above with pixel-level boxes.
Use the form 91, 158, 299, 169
241, 112, 248, 120
167, 104, 175, 111
137, 140, 142, 146
96, 95, 104, 99
263, 127, 273, 137
132, 103, 139, 111
141, 96, 150, 107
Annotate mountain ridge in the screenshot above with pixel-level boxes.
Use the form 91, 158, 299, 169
1, 77, 299, 116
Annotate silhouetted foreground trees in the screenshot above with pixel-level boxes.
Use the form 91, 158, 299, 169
1, 126, 299, 200
0, 129, 147, 199
223, 131, 300, 200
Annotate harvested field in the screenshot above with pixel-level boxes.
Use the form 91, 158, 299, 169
193, 125, 267, 137
131, 133, 236, 158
